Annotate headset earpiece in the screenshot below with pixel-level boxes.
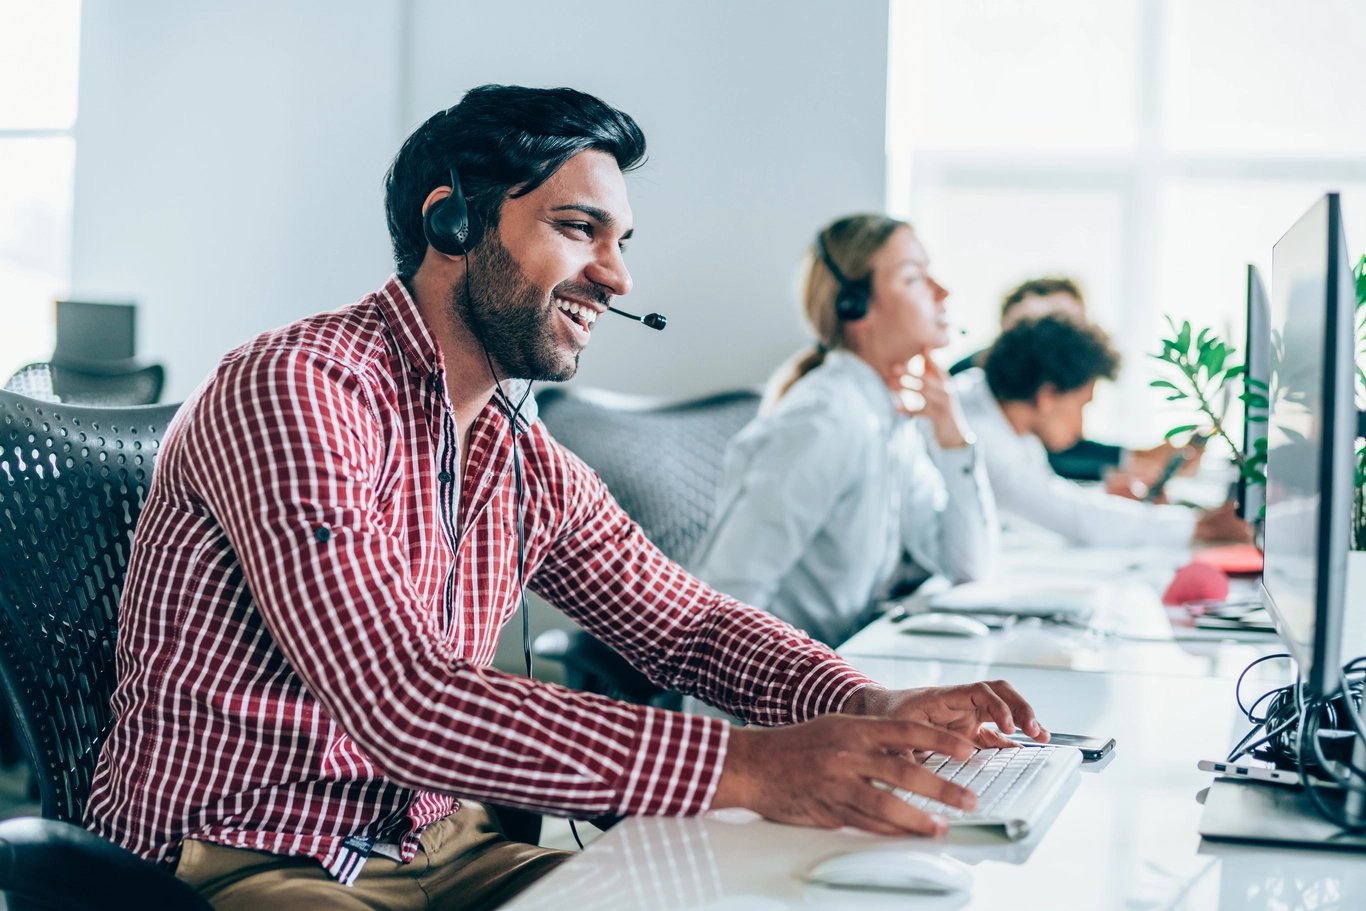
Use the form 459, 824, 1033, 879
834, 280, 871, 322
422, 167, 482, 256
815, 232, 870, 321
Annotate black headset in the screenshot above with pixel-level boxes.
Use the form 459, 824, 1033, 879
815, 230, 871, 322
423, 166, 483, 256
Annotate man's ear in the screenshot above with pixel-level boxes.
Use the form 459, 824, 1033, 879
1033, 382, 1059, 413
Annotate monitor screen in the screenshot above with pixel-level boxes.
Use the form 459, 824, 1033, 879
54, 300, 136, 362
1240, 263, 1270, 524
1261, 193, 1355, 698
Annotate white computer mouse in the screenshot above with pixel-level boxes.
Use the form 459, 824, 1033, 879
806, 849, 973, 894
899, 612, 991, 637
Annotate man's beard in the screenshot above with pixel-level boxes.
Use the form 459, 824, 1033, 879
453, 231, 594, 383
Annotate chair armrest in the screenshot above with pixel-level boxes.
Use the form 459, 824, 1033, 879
0, 817, 211, 911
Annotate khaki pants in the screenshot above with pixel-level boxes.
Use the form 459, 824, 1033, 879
174, 804, 571, 910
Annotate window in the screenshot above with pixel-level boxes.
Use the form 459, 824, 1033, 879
0, 0, 81, 384
888, 0, 1366, 444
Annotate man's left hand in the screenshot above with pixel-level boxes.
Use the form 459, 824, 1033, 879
842, 681, 1049, 750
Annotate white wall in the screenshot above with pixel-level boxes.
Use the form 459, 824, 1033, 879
71, 0, 890, 401
71, 2, 403, 399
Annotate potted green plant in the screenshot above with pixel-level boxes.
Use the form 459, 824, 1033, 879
1149, 318, 1265, 507
1152, 252, 1366, 545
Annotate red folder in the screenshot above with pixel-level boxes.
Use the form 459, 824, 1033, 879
1191, 543, 1264, 576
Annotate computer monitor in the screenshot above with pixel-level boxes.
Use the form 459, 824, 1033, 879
53, 300, 137, 362
1260, 193, 1356, 699
1239, 263, 1271, 524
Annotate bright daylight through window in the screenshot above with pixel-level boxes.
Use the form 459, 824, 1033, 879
887, 0, 1366, 445
0, 0, 81, 385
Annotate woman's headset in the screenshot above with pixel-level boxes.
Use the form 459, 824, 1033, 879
815, 230, 871, 322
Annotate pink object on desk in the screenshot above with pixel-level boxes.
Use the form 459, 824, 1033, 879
1162, 561, 1230, 606
1191, 543, 1263, 575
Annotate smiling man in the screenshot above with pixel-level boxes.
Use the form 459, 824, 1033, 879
85, 85, 1046, 910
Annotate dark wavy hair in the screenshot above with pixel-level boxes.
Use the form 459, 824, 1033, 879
384, 84, 647, 280
984, 313, 1121, 403
1000, 276, 1084, 321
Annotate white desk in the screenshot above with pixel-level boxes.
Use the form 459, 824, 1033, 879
504, 662, 1365, 910
842, 544, 1277, 680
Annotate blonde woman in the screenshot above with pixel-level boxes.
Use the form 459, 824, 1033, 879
692, 214, 996, 647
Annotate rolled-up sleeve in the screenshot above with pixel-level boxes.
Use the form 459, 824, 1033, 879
184, 347, 863, 819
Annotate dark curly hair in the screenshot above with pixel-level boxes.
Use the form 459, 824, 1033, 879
384, 84, 647, 280
984, 313, 1121, 403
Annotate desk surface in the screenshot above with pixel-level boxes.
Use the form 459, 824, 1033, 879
841, 544, 1277, 679
505, 658, 1363, 910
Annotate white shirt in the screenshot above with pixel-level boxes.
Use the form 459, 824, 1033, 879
691, 350, 997, 647
953, 367, 1197, 547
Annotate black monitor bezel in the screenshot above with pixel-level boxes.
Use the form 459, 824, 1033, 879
1240, 262, 1270, 526
1261, 192, 1354, 699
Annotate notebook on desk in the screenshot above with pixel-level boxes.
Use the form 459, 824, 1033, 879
927, 577, 1101, 625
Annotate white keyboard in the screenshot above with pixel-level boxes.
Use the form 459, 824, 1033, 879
891, 746, 1082, 840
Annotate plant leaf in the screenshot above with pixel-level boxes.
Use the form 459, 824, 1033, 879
1150, 379, 1181, 391
1207, 343, 1227, 375
1165, 424, 1199, 441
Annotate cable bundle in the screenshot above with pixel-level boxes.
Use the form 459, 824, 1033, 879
1226, 654, 1366, 831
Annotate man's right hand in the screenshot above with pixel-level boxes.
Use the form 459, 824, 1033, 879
709, 714, 980, 837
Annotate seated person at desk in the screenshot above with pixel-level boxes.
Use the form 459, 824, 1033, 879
691, 213, 997, 648
949, 276, 1188, 487
953, 313, 1251, 548
83, 87, 1047, 910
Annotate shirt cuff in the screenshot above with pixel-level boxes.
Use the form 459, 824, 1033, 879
616, 707, 731, 816
932, 439, 978, 477
786, 655, 879, 723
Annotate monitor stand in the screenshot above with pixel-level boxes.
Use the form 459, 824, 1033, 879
1348, 737, 1366, 826
1199, 777, 1366, 851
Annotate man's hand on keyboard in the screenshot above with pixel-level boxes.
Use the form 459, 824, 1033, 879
711, 715, 980, 836
841, 681, 1049, 750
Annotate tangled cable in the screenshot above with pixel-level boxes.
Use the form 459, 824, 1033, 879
1226, 653, 1366, 831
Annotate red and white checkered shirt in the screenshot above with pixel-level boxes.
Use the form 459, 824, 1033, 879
84, 276, 874, 881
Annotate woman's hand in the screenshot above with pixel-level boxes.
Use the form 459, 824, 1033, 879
898, 351, 971, 450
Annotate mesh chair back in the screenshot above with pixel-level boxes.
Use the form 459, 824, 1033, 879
0, 391, 180, 823
536, 387, 761, 564
4, 361, 166, 407
533, 387, 760, 711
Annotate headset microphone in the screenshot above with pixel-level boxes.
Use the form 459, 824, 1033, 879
606, 306, 668, 331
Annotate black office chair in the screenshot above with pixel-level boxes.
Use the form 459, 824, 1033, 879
532, 386, 762, 707
4, 358, 166, 407
0, 388, 542, 891
0, 390, 209, 910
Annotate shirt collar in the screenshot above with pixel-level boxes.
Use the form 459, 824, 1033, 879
823, 349, 902, 424
376, 274, 443, 379
957, 367, 1020, 437
374, 274, 539, 429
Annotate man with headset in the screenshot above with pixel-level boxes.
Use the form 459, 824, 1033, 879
85, 84, 1047, 910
